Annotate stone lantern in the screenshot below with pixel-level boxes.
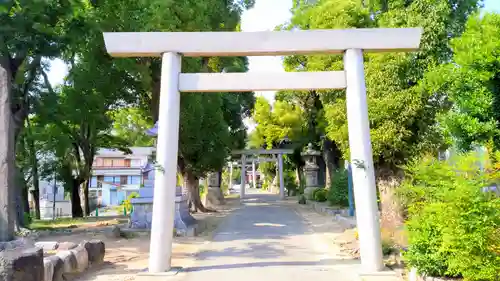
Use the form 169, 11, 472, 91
301, 143, 322, 199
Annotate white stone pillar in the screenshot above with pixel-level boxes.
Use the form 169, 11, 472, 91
252, 160, 256, 189
240, 155, 246, 199
148, 52, 181, 273
344, 49, 383, 272
229, 162, 233, 193
278, 153, 285, 199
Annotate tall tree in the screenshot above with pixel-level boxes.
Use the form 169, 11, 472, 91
250, 97, 305, 186
37, 56, 136, 217
284, 0, 482, 240
278, 0, 373, 188
90, 0, 255, 212
0, 0, 85, 240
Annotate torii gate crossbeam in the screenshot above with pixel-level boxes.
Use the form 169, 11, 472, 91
103, 27, 422, 277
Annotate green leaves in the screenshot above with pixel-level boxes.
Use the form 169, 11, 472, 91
250, 97, 304, 149
108, 107, 154, 147
284, 0, 483, 168
423, 13, 500, 151
179, 93, 231, 176
398, 153, 500, 280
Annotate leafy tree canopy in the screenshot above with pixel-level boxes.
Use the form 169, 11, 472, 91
421, 12, 500, 152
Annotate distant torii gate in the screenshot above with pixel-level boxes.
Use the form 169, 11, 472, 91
231, 149, 294, 198
228, 155, 276, 191
103, 27, 422, 276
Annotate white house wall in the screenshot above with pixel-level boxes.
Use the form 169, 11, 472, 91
40, 200, 72, 219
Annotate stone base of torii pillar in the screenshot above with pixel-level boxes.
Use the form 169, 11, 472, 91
130, 186, 198, 236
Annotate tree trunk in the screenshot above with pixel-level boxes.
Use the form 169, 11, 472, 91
185, 172, 213, 213
14, 186, 24, 230
16, 165, 30, 217
0, 56, 15, 242
28, 131, 41, 219
322, 139, 334, 188
31, 188, 40, 220
21, 183, 30, 215
82, 179, 90, 216
376, 168, 407, 247
70, 179, 83, 218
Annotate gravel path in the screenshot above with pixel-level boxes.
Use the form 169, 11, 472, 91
176, 190, 363, 281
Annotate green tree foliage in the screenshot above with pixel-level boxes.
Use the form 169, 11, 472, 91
282, 0, 483, 244
398, 153, 500, 280
33, 8, 139, 217
286, 0, 482, 168
250, 97, 304, 187
422, 13, 500, 151
327, 169, 349, 207
0, 0, 87, 240
88, 0, 255, 212
250, 97, 304, 149
109, 107, 154, 147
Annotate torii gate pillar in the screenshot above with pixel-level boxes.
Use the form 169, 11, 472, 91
344, 49, 383, 271
147, 52, 181, 273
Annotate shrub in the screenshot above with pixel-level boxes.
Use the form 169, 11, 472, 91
328, 169, 349, 207
382, 239, 395, 256
311, 188, 321, 200
122, 192, 140, 213
313, 188, 328, 202
285, 171, 298, 196
398, 153, 500, 280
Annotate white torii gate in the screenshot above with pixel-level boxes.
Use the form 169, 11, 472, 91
227, 157, 274, 194
103, 28, 422, 276
232, 149, 293, 199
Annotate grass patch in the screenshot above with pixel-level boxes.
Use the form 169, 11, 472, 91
225, 193, 240, 199
28, 217, 121, 231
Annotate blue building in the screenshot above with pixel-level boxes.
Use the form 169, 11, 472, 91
90, 147, 156, 206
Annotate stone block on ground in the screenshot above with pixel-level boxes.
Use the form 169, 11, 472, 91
0, 246, 44, 281
44, 256, 64, 281
129, 203, 153, 229
57, 242, 77, 250
104, 226, 122, 239
80, 240, 105, 265
56, 250, 77, 276
35, 241, 59, 251
204, 187, 225, 208
69, 245, 88, 273
43, 258, 54, 281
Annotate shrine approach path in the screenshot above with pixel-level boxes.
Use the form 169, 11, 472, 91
176, 189, 364, 281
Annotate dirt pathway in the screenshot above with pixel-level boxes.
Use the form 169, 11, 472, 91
36, 197, 242, 281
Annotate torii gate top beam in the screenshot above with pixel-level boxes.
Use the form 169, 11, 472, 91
103, 28, 422, 57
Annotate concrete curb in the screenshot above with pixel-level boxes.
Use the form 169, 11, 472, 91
304, 200, 358, 229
